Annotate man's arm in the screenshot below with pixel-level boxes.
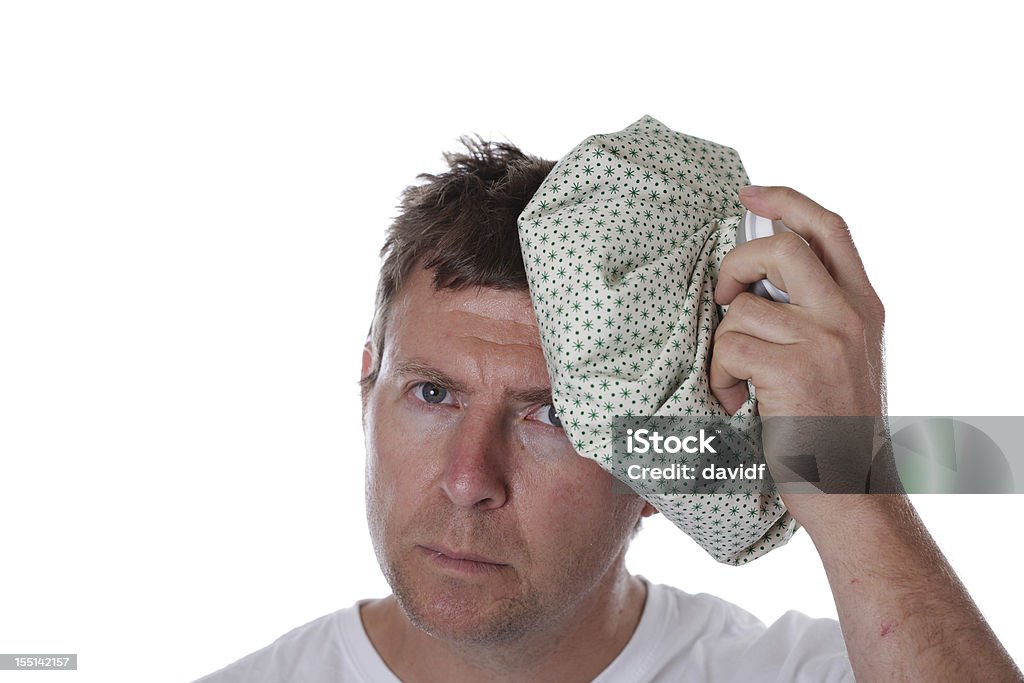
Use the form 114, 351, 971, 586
802, 494, 1020, 681
710, 185, 1021, 680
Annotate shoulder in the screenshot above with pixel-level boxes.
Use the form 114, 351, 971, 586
193, 605, 359, 683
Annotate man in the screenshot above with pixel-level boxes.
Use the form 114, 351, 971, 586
198, 137, 1021, 681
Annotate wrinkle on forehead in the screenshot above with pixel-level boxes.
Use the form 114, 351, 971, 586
446, 287, 538, 326
436, 311, 543, 351
394, 267, 538, 325
405, 314, 547, 391
392, 268, 541, 343
385, 267, 549, 391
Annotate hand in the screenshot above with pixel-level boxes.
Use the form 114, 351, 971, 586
710, 186, 890, 516
708, 189, 1022, 680
711, 185, 886, 419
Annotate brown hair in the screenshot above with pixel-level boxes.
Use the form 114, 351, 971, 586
359, 135, 555, 400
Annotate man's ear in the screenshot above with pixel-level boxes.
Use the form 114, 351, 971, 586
361, 338, 373, 381
640, 502, 659, 518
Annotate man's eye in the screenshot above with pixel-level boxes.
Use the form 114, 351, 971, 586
414, 382, 454, 405
531, 404, 563, 429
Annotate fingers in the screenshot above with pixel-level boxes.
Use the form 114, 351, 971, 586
715, 229, 845, 309
709, 186, 887, 420
715, 292, 807, 345
737, 185, 877, 300
709, 330, 789, 415
711, 294, 811, 415
710, 377, 749, 417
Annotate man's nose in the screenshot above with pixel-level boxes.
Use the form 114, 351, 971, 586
440, 406, 510, 510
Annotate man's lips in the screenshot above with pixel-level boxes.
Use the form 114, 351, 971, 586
417, 544, 509, 573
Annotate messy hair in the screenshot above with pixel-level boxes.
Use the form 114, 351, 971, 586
359, 136, 555, 402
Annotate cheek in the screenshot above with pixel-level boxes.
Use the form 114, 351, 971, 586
515, 423, 621, 511
515, 429, 639, 551
363, 429, 393, 551
516, 422, 613, 490
561, 462, 636, 532
364, 389, 469, 543
366, 390, 452, 481
515, 420, 579, 471
364, 394, 436, 542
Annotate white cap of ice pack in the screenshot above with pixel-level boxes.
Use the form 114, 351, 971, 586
737, 211, 793, 303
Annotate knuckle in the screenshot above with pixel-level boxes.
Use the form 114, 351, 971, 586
776, 185, 798, 200
720, 247, 740, 273
773, 230, 806, 258
836, 303, 867, 338
714, 330, 744, 358
719, 253, 734, 278
869, 297, 886, 326
818, 207, 850, 234
726, 291, 756, 317
817, 327, 850, 359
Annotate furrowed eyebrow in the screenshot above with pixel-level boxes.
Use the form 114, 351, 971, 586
393, 360, 468, 395
393, 359, 553, 405
507, 387, 553, 405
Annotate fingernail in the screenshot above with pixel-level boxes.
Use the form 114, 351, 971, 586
739, 185, 762, 196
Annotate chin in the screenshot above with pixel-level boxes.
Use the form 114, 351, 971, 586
391, 572, 543, 644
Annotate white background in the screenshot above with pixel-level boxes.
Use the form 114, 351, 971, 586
1, 2, 1021, 681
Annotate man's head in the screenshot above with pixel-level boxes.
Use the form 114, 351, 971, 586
359, 137, 550, 404
359, 137, 653, 644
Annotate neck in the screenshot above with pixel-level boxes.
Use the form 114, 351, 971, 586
361, 560, 647, 683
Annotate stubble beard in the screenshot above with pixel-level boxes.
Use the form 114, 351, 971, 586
365, 470, 639, 648
367, 496, 552, 644
384, 554, 546, 644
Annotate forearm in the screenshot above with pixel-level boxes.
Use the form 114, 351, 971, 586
803, 495, 1021, 682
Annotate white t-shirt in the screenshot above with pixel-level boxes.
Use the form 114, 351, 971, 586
195, 580, 854, 682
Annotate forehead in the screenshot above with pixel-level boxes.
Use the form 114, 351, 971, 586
385, 267, 546, 380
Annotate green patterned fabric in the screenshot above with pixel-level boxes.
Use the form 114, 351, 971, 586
517, 115, 797, 564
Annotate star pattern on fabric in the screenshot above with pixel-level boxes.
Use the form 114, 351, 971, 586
518, 116, 797, 565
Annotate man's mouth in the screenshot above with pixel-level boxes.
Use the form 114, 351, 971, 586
417, 544, 509, 574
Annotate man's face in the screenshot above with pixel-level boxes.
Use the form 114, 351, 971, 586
361, 266, 646, 643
